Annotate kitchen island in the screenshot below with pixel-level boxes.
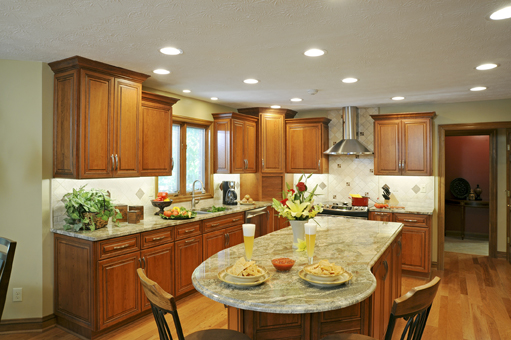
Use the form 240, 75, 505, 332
192, 216, 403, 340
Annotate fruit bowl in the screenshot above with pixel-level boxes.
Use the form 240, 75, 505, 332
151, 200, 172, 215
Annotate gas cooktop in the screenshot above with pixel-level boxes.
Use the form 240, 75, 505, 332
320, 203, 369, 218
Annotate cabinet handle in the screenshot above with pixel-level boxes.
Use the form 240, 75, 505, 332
210, 223, 220, 227
171, 157, 174, 171
142, 257, 146, 269
245, 159, 248, 169
152, 236, 166, 241
226, 233, 230, 246
318, 159, 321, 170
224, 234, 228, 247
262, 159, 265, 169
397, 240, 402, 257
138, 258, 142, 268
383, 260, 389, 281
184, 229, 196, 233
115, 154, 119, 170
111, 154, 115, 171
404, 219, 417, 222
113, 244, 130, 250
232, 218, 240, 222
185, 238, 195, 243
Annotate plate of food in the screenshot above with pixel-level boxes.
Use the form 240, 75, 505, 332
160, 207, 197, 220
218, 257, 270, 287
299, 259, 352, 287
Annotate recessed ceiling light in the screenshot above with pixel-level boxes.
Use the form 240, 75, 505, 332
271, 105, 281, 109
290, 98, 302, 102
183, 89, 191, 93
244, 79, 259, 84
392, 96, 405, 101
476, 63, 498, 70
304, 49, 325, 57
160, 47, 183, 55
490, 6, 511, 20
153, 69, 170, 75
342, 78, 358, 83
470, 86, 487, 91
211, 97, 218, 100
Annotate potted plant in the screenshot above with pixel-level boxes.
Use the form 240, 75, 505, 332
63, 186, 122, 231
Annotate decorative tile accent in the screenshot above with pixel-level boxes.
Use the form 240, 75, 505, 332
319, 182, 326, 190
412, 185, 421, 194
136, 188, 145, 199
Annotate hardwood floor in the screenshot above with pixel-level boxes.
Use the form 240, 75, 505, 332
3, 252, 511, 340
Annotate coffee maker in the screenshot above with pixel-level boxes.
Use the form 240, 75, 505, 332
220, 181, 238, 205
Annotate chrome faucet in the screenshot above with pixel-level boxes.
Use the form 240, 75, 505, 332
191, 179, 205, 210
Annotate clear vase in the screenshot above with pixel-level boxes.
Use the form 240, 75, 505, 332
289, 220, 307, 249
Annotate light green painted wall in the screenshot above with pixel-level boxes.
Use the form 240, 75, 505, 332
143, 87, 236, 121
0, 59, 53, 319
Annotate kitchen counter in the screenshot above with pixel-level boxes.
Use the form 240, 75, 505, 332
50, 201, 271, 241
192, 216, 403, 314
369, 205, 433, 215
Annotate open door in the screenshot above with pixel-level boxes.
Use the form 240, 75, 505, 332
507, 129, 511, 264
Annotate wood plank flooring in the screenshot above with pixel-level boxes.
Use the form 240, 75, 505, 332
3, 252, 510, 340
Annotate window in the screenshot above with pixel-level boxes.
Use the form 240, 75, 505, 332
157, 116, 212, 201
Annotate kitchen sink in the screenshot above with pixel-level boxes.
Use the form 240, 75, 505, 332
195, 207, 232, 214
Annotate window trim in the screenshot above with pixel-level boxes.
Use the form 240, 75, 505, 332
156, 115, 213, 203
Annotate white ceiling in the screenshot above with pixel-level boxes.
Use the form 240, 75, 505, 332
1, 0, 510, 111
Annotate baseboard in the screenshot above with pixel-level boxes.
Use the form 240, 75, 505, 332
496, 251, 507, 259
0, 314, 56, 333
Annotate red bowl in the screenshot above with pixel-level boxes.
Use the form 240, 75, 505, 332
271, 258, 296, 271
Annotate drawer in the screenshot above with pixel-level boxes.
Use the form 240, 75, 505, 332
394, 213, 429, 227
141, 227, 174, 249
175, 222, 202, 240
98, 234, 140, 260
203, 212, 244, 233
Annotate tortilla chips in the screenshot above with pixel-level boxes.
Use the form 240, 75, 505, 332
305, 259, 345, 276
229, 257, 263, 277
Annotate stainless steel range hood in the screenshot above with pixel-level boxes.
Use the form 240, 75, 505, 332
323, 106, 373, 155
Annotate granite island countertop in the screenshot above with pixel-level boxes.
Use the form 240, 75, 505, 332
51, 201, 271, 241
192, 216, 403, 314
369, 204, 433, 215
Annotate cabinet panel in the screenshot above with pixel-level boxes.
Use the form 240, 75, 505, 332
261, 114, 285, 173
81, 70, 114, 178
175, 237, 202, 296
226, 225, 244, 247
286, 124, 320, 172
401, 227, 428, 272
368, 211, 392, 222
233, 119, 246, 172
393, 235, 402, 301
245, 119, 258, 172
402, 119, 430, 175
141, 243, 174, 310
98, 252, 141, 330
373, 120, 400, 176
214, 119, 230, 173
203, 229, 226, 260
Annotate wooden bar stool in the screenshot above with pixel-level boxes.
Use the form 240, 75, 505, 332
0, 237, 17, 320
321, 276, 441, 340
137, 268, 251, 340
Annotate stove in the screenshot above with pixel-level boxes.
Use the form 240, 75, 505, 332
320, 203, 369, 219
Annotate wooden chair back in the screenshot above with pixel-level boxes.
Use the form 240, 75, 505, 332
384, 276, 441, 340
137, 268, 185, 340
0, 237, 17, 320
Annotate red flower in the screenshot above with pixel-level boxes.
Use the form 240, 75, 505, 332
280, 198, 289, 206
296, 182, 307, 192
287, 189, 295, 195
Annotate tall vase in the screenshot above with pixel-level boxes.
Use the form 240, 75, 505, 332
289, 220, 307, 249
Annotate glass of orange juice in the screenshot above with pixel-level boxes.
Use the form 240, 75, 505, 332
242, 224, 256, 261
304, 222, 317, 265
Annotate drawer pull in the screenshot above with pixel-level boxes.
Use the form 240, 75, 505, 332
232, 218, 240, 222
152, 236, 166, 241
210, 223, 220, 227
113, 244, 130, 250
184, 229, 196, 233
404, 219, 417, 222
185, 239, 195, 243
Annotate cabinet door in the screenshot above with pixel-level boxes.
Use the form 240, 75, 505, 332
175, 237, 202, 296
368, 212, 393, 222
371, 259, 384, 340
393, 235, 402, 301
214, 119, 230, 173
98, 252, 141, 330
244, 120, 258, 173
232, 119, 246, 173
286, 123, 321, 173
373, 120, 400, 176
401, 226, 429, 272
226, 225, 244, 247
80, 69, 114, 178
203, 229, 227, 260
114, 79, 141, 177
140, 243, 174, 311
261, 113, 285, 173
140, 100, 173, 176
401, 119, 431, 176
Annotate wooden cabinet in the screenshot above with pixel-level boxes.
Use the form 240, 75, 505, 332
140, 92, 179, 176
371, 112, 435, 176
392, 234, 402, 301
394, 214, 431, 274
213, 112, 258, 174
140, 243, 174, 310
368, 211, 393, 222
203, 213, 245, 259
49, 56, 151, 179
285, 118, 331, 174
175, 236, 202, 296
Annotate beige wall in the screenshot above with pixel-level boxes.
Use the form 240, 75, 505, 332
0, 59, 53, 319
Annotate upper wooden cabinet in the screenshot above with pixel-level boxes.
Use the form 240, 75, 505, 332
285, 117, 331, 174
140, 92, 179, 176
371, 112, 435, 176
238, 107, 297, 174
212, 112, 258, 174
49, 56, 151, 178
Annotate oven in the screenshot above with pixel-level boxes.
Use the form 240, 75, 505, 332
319, 203, 369, 220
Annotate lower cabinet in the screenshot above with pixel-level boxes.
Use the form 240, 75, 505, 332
141, 243, 174, 310
203, 225, 245, 259
175, 236, 202, 296
371, 242, 395, 340
368, 211, 392, 222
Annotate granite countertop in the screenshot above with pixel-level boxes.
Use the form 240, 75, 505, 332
51, 201, 272, 241
192, 216, 403, 314
369, 205, 434, 215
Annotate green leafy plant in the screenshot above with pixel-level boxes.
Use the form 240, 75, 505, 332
207, 206, 226, 213
63, 186, 122, 231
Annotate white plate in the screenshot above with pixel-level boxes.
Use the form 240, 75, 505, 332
303, 264, 346, 282
239, 202, 255, 205
223, 265, 267, 283
298, 269, 353, 287
218, 267, 271, 287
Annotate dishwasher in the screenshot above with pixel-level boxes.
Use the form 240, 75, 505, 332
245, 206, 269, 237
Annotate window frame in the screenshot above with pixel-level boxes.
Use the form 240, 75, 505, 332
156, 115, 213, 203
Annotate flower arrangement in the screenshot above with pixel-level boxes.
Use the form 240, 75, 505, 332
272, 174, 323, 221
